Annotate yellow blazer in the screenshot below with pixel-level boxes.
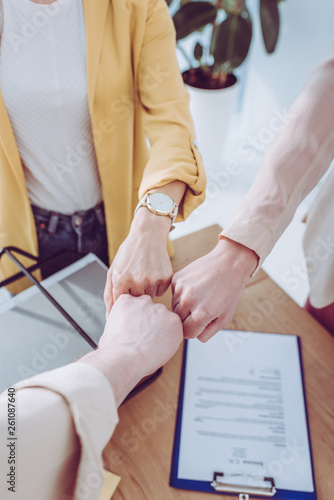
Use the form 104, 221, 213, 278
0, 0, 206, 291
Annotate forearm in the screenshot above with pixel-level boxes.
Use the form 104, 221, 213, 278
134, 180, 187, 236
0, 387, 79, 499
79, 348, 138, 408
218, 237, 259, 278
222, 52, 334, 269
149, 180, 187, 206
138, 0, 206, 220
0, 363, 118, 500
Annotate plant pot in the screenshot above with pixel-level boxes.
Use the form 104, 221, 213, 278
184, 69, 239, 172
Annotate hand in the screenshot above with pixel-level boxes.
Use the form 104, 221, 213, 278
171, 238, 259, 343
104, 207, 173, 318
80, 295, 183, 406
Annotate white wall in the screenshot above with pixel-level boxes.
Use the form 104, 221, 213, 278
249, 0, 334, 108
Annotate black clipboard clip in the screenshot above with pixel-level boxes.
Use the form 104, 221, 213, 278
211, 471, 276, 498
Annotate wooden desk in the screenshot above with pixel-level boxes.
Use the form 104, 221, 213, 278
104, 225, 334, 500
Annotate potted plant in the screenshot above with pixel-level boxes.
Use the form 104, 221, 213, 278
167, 0, 282, 170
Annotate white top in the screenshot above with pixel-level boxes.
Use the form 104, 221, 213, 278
0, 0, 102, 214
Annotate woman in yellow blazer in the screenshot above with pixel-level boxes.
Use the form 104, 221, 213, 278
0, 0, 206, 299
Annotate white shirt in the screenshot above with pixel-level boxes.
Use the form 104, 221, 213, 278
0, 0, 102, 214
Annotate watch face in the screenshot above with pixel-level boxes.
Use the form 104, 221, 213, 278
148, 193, 174, 214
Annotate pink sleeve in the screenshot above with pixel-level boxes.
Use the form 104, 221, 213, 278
221, 51, 334, 272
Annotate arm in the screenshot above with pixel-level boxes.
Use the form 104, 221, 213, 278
104, 181, 186, 315
172, 237, 258, 342
172, 51, 334, 342
136, 0, 206, 220
221, 52, 334, 266
0, 295, 182, 500
104, 0, 206, 313
0, 364, 116, 500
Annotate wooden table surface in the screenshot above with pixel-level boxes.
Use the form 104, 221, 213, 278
104, 225, 334, 500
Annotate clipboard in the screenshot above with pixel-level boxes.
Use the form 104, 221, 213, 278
170, 331, 317, 500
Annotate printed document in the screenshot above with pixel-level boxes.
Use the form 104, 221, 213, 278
177, 331, 314, 492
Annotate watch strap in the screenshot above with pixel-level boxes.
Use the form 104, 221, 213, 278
134, 192, 178, 231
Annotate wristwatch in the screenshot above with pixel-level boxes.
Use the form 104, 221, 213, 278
135, 192, 178, 231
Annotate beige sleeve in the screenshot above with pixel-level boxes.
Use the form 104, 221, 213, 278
221, 51, 334, 272
0, 363, 119, 500
302, 168, 334, 308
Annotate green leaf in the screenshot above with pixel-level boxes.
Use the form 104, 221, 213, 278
211, 14, 252, 73
260, 0, 280, 54
172, 2, 217, 41
194, 42, 204, 61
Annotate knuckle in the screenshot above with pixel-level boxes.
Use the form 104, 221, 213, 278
193, 306, 209, 324
120, 274, 134, 290
111, 272, 121, 288
171, 280, 182, 296
171, 273, 177, 285
117, 294, 128, 304
180, 289, 193, 307
154, 274, 169, 287
219, 314, 231, 329
139, 294, 152, 303
170, 311, 183, 327
164, 270, 173, 281
155, 302, 167, 314
155, 277, 164, 287
143, 277, 154, 289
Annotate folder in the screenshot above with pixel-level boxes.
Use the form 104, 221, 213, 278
170, 330, 316, 499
